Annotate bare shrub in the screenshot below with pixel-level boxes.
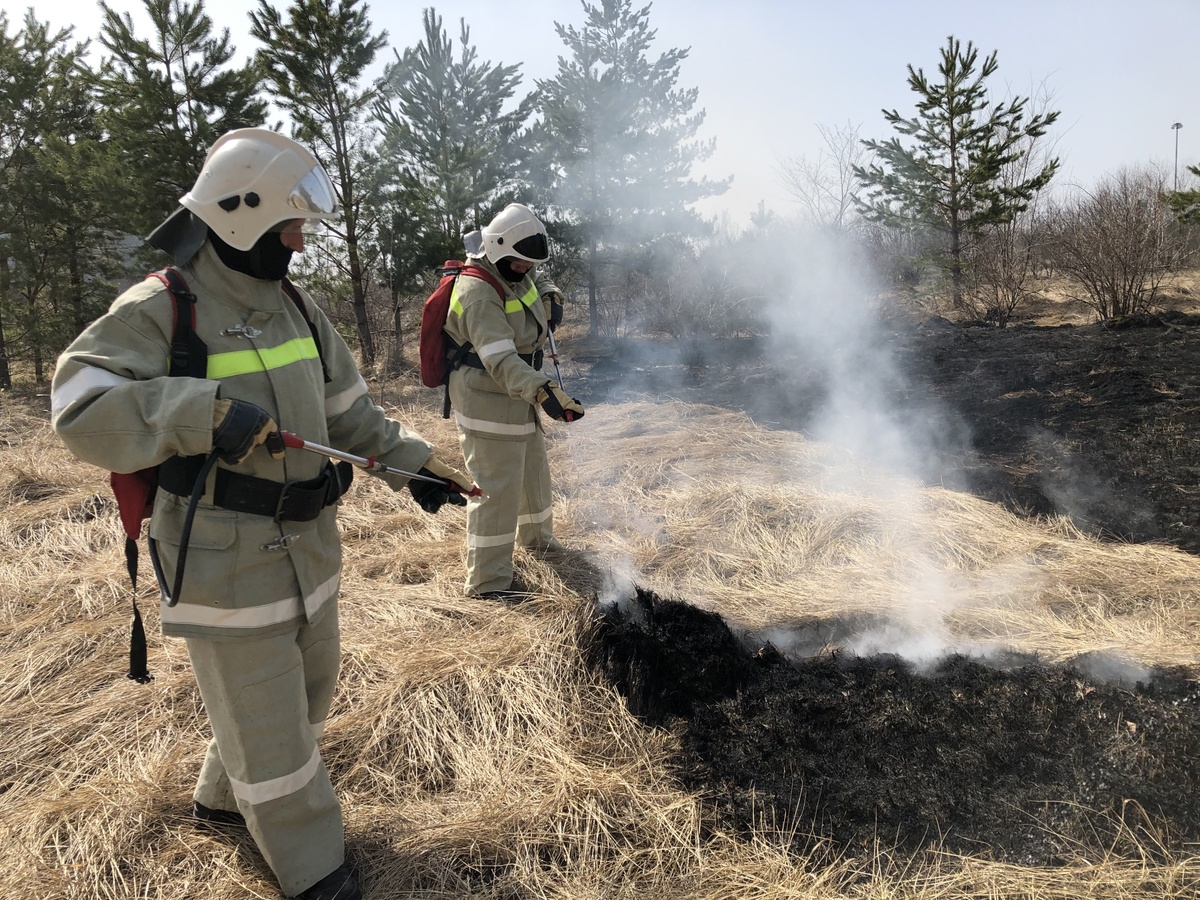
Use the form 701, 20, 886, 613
965, 221, 1042, 326
778, 121, 872, 234
588, 238, 764, 340
964, 84, 1061, 326
1047, 167, 1186, 321
636, 268, 761, 339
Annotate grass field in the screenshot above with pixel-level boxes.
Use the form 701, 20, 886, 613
4, 374, 1200, 898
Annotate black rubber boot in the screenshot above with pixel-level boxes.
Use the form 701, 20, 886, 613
297, 865, 361, 900
193, 801, 247, 829
478, 588, 535, 603
474, 576, 535, 603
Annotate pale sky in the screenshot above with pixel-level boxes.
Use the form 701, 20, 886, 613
3, 0, 1197, 223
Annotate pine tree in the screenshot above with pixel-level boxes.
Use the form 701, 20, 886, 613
0, 12, 119, 387
531, 0, 727, 334
1168, 165, 1200, 223
854, 35, 1059, 307
374, 8, 529, 244
96, 0, 267, 238
251, 0, 386, 367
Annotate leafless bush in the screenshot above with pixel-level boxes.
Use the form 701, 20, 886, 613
965, 220, 1042, 326
1047, 166, 1186, 320
860, 221, 926, 288
963, 85, 1060, 326
608, 265, 761, 340
778, 121, 872, 234
590, 274, 643, 339
856, 221, 957, 321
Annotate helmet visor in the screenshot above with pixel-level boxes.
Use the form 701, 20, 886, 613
288, 166, 339, 217
267, 218, 327, 237
512, 232, 549, 262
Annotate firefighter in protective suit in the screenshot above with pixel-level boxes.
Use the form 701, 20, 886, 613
51, 129, 473, 900
444, 203, 585, 598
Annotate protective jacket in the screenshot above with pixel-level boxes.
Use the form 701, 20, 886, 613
51, 242, 433, 640
443, 256, 558, 417
443, 255, 560, 594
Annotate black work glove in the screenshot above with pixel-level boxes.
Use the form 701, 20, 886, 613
212, 398, 283, 464
408, 468, 469, 514
536, 382, 584, 422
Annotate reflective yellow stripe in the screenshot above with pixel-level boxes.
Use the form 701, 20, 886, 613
450, 277, 537, 317
206, 337, 319, 379
504, 282, 539, 314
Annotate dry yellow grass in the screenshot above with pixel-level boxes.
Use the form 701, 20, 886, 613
3, 385, 1200, 898
916, 267, 1200, 327
561, 401, 1200, 670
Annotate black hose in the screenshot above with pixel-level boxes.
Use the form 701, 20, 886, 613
166, 450, 220, 608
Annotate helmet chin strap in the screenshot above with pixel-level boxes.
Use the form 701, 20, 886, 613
209, 228, 295, 280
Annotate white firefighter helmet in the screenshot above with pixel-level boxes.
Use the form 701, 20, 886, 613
149, 128, 340, 260
478, 202, 549, 265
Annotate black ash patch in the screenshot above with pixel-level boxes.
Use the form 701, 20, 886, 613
585, 588, 1200, 864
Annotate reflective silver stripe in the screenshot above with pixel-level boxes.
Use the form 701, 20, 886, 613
325, 376, 368, 416
467, 530, 517, 549
476, 338, 516, 362
453, 411, 537, 436
51, 366, 131, 417
517, 506, 552, 526
161, 573, 337, 631
161, 594, 305, 629
302, 573, 340, 620
229, 744, 321, 805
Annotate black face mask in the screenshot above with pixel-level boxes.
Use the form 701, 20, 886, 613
209, 228, 295, 281
495, 257, 527, 283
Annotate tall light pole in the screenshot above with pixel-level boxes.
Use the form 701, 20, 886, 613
1172, 122, 1183, 191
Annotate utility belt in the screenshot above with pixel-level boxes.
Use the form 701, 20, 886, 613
159, 455, 354, 522
458, 347, 543, 372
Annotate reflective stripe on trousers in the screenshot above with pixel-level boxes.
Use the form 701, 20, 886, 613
186, 602, 343, 896
458, 424, 553, 594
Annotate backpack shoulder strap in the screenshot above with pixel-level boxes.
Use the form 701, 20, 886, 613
459, 264, 507, 300
118, 265, 202, 685
149, 267, 207, 378
282, 277, 331, 384
434, 264, 499, 421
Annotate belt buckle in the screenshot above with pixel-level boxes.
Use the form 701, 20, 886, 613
273, 480, 295, 521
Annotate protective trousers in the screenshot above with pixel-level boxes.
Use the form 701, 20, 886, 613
458, 423, 553, 595
186, 603, 343, 897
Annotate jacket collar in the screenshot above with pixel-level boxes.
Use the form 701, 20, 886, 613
469, 254, 535, 296
183, 241, 289, 313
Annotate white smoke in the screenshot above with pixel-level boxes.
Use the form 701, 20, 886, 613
731, 221, 992, 665
596, 555, 645, 625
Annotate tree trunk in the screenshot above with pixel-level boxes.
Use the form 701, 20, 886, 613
0, 314, 11, 391
28, 290, 44, 384
588, 238, 599, 336
386, 294, 404, 375
0, 264, 11, 390
950, 218, 964, 308
69, 231, 86, 334
346, 224, 375, 368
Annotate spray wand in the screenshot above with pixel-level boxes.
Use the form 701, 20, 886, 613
278, 431, 482, 497
544, 327, 575, 423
